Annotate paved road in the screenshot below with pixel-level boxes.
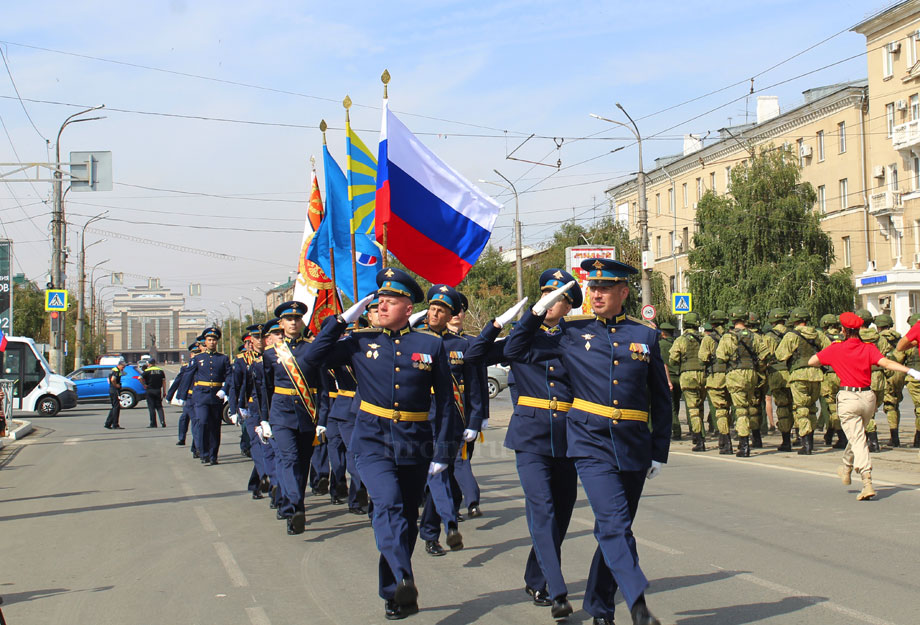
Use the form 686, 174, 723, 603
2, 400, 919, 625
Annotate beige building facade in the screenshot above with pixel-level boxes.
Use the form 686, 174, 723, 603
606, 0, 920, 333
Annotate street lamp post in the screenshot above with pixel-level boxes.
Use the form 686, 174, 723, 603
75, 213, 108, 366
239, 295, 256, 323
479, 173, 524, 304
590, 104, 651, 307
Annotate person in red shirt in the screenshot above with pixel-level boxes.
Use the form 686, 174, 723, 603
809, 312, 920, 500
896, 318, 920, 352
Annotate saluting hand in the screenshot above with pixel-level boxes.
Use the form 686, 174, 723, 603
342, 294, 376, 324
532, 281, 575, 316
494, 297, 528, 328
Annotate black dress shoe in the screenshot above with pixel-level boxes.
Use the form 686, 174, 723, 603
348, 506, 368, 515
269, 499, 278, 510
467, 504, 482, 518
287, 511, 305, 535
394, 578, 418, 606
276, 509, 285, 520
251, 490, 264, 500
456, 512, 465, 522
176, 440, 185, 446
525, 586, 552, 606
313, 476, 329, 495
592, 617, 615, 625
331, 495, 347, 505
192, 451, 200, 459
425, 540, 446, 556
551, 596, 573, 619
201, 458, 209, 464
209, 458, 219, 465
630, 599, 660, 625
259, 476, 271, 494
384, 599, 419, 620
445, 527, 463, 551
104, 424, 112, 429
114, 425, 125, 429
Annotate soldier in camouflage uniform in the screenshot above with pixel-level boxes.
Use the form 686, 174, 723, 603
763, 309, 794, 451
774, 307, 829, 455
856, 309, 888, 452
900, 313, 920, 448
669, 312, 706, 451
699, 310, 732, 454
702, 322, 717, 434
659, 321, 682, 440
818, 314, 847, 448
875, 314, 904, 447
716, 307, 771, 457
747, 311, 768, 447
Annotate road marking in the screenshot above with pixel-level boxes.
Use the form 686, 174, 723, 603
714, 566, 899, 625
194, 505, 216, 532
63, 437, 81, 446
670, 451, 920, 490
170, 464, 196, 497
571, 516, 684, 554
213, 542, 248, 587
245, 606, 272, 625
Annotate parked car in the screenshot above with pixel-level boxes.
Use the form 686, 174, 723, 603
487, 364, 510, 399
66, 364, 147, 409
0, 335, 78, 416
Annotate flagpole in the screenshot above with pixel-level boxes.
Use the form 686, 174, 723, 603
320, 120, 339, 298
381, 69, 390, 268
344, 96, 360, 301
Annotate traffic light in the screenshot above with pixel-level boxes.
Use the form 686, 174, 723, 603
50, 311, 61, 334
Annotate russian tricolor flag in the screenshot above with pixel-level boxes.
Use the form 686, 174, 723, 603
0, 328, 7, 352
375, 101, 502, 286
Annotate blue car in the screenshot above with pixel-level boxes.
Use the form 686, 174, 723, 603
67, 364, 147, 409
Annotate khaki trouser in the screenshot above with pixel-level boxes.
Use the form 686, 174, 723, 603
883, 369, 906, 430
838, 389, 875, 475
679, 371, 706, 434
866, 370, 886, 433
726, 369, 758, 437
821, 371, 841, 431
706, 384, 731, 434
768, 370, 793, 433
789, 379, 821, 435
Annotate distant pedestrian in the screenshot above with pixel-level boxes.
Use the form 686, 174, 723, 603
142, 358, 167, 428
104, 359, 127, 430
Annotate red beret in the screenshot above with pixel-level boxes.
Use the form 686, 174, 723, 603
840, 311, 863, 329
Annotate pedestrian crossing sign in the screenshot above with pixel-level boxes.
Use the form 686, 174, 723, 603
45, 289, 68, 312
671, 293, 692, 315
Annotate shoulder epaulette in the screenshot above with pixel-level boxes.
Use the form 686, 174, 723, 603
352, 327, 380, 334
264, 345, 277, 353
627, 315, 655, 329
412, 329, 439, 337
563, 314, 594, 322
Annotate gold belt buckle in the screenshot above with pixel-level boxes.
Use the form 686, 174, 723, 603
611, 407, 621, 419
548, 400, 558, 410
393, 410, 401, 422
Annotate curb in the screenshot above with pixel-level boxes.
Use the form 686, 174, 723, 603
4, 419, 33, 441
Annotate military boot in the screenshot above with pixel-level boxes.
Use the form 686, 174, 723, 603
691, 433, 706, 452
833, 429, 848, 449
735, 436, 750, 457
797, 432, 814, 455
857, 471, 876, 501
719, 434, 733, 455
913, 431, 920, 448
793, 428, 802, 447
751, 429, 763, 449
889, 429, 900, 448
823, 428, 835, 446
777, 431, 793, 452
867, 431, 881, 453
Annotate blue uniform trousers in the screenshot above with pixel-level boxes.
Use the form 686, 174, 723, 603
326, 418, 348, 497
178, 403, 192, 445
575, 457, 648, 617
455, 440, 481, 508
239, 420, 251, 454
516, 451, 578, 598
272, 424, 315, 517
338, 419, 365, 508
245, 415, 266, 489
193, 403, 223, 462
419, 462, 460, 541
265, 438, 282, 507
309, 439, 329, 489
355, 455, 428, 600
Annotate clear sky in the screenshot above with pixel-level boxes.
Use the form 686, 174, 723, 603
0, 0, 891, 315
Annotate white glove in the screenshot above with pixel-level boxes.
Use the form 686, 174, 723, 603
315, 425, 327, 437
647, 460, 663, 480
169, 398, 180, 406
532, 281, 576, 316
409, 310, 428, 327
342, 294, 375, 324
481, 419, 489, 431
239, 408, 250, 418
908, 368, 920, 381
229, 413, 238, 425
495, 297, 529, 328
462, 428, 478, 442
176, 399, 185, 407
428, 461, 448, 475
255, 425, 265, 443
260, 420, 273, 439
216, 389, 226, 401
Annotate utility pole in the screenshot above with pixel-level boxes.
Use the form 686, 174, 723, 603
481, 172, 524, 305
75, 214, 107, 367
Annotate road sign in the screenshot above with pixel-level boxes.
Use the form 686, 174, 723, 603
45, 289, 68, 312
672, 292, 692, 315
641, 304, 657, 321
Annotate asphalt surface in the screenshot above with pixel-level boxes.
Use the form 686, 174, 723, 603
2, 395, 919, 625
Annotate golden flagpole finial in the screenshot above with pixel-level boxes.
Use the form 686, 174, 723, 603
310, 154, 316, 170
319, 119, 327, 145
381, 69, 390, 99
343, 95, 352, 122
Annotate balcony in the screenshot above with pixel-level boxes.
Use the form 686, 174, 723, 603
869, 190, 903, 216
893, 119, 920, 151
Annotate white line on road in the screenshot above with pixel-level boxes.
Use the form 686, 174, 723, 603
63, 437, 80, 446
194, 505, 217, 532
245, 606, 272, 625
571, 516, 684, 554
213, 542, 249, 587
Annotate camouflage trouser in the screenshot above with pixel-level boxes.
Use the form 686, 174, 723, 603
679, 371, 706, 434
706, 385, 732, 435
866, 370, 886, 434
905, 380, 920, 430
789, 379, 821, 435
768, 370, 793, 433
726, 369, 758, 437
752, 373, 767, 432
821, 371, 841, 431
883, 370, 906, 430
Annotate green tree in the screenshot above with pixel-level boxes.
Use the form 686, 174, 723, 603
13, 281, 47, 341
687, 146, 856, 320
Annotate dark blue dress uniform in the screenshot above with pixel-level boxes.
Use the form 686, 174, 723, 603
167, 342, 199, 448
228, 342, 253, 457
309, 268, 453, 611
177, 328, 232, 464
249, 318, 281, 508
258, 302, 331, 532
325, 358, 366, 510
504, 259, 671, 623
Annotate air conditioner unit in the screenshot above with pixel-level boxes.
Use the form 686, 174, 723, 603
873, 165, 886, 178
800, 144, 813, 158
897, 99, 909, 110
888, 41, 901, 53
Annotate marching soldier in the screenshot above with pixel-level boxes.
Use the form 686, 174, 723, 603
167, 342, 200, 448
763, 309, 794, 451
658, 321, 682, 440
818, 314, 846, 448
875, 314, 905, 447
716, 307, 771, 457
746, 312, 768, 445
231, 324, 269, 499
177, 327, 232, 465
856, 309, 889, 452
699, 310, 732, 454
669, 312, 707, 451
504, 258, 668, 625
774, 308, 829, 455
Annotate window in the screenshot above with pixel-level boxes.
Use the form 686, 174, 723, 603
655, 193, 661, 216
843, 236, 851, 268
797, 138, 805, 167
696, 177, 702, 201
668, 187, 674, 213
818, 185, 826, 213
669, 231, 674, 253
840, 178, 848, 210
890, 165, 899, 192
682, 183, 688, 208
887, 103, 896, 137
817, 130, 825, 161
710, 171, 716, 194
656, 235, 662, 258
838, 121, 846, 153
912, 94, 919, 121
884, 45, 895, 78
914, 154, 920, 189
